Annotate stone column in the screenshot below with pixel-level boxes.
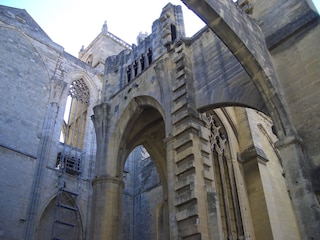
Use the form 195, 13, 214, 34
164, 136, 180, 240
24, 76, 67, 240
167, 41, 222, 239
90, 103, 124, 240
239, 146, 273, 239
235, 108, 275, 239
275, 136, 320, 239
90, 176, 124, 240
166, 120, 220, 239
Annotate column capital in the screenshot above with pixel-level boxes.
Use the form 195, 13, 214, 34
91, 103, 109, 141
238, 145, 269, 164
275, 135, 303, 149
92, 103, 109, 122
49, 76, 67, 103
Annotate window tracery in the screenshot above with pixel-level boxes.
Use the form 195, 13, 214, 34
204, 112, 244, 239
60, 78, 89, 150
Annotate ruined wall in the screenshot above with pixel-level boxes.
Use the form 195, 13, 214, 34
0, 6, 101, 239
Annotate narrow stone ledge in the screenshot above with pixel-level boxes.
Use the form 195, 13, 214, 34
176, 205, 198, 221
172, 87, 187, 102
172, 78, 186, 92
180, 224, 201, 238
175, 175, 195, 191
175, 190, 196, 206
176, 161, 195, 176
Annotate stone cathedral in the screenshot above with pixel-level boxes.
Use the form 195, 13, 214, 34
0, 0, 319, 239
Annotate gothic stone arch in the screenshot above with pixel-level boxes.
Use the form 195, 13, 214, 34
89, 2, 320, 239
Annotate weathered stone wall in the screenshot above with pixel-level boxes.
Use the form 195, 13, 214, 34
0, 6, 103, 239
271, 20, 320, 192
189, 28, 267, 113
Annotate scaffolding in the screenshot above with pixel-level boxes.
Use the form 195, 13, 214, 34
51, 150, 82, 240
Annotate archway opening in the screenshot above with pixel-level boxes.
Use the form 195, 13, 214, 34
116, 101, 169, 240
122, 145, 164, 240
36, 193, 83, 240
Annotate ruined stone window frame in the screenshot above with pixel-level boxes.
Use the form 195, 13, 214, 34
60, 78, 89, 148
58, 78, 90, 173
204, 112, 244, 238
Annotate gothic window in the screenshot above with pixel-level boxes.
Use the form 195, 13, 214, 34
205, 112, 244, 239
140, 54, 145, 71
171, 24, 177, 42
147, 48, 152, 65
60, 78, 89, 150
126, 66, 132, 82
133, 60, 138, 76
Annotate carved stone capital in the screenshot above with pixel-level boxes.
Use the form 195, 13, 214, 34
238, 145, 269, 164
91, 103, 109, 140
49, 76, 67, 103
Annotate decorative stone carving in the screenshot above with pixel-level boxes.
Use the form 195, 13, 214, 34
203, 113, 227, 155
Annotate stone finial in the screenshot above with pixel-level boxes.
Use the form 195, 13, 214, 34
136, 31, 148, 45
102, 20, 108, 33
78, 45, 85, 58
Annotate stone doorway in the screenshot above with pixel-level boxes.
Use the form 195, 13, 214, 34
122, 145, 164, 240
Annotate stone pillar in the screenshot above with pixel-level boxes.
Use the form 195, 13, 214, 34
239, 146, 273, 239
164, 136, 180, 239
166, 120, 219, 239
156, 200, 169, 240
275, 136, 320, 239
90, 103, 124, 240
24, 76, 67, 240
90, 176, 124, 240
166, 41, 222, 239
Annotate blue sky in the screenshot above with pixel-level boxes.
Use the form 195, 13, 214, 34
0, 0, 205, 56
0, 0, 319, 57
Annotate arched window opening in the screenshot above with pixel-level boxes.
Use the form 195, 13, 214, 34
204, 112, 244, 239
171, 24, 177, 42
37, 192, 82, 240
147, 48, 152, 65
133, 60, 138, 76
140, 54, 145, 71
122, 145, 163, 240
60, 78, 89, 150
58, 79, 89, 174
126, 66, 132, 83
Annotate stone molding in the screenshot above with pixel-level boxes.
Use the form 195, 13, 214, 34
239, 145, 269, 164
92, 175, 124, 188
